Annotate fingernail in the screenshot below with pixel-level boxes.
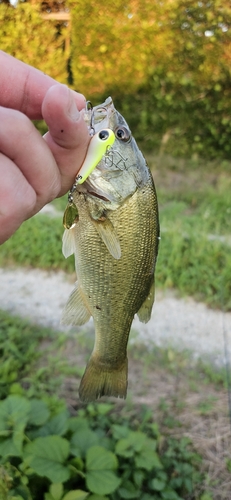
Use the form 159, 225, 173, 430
67, 90, 80, 121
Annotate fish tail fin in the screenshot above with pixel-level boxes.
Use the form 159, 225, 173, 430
79, 356, 128, 402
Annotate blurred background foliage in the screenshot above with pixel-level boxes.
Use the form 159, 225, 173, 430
1, 0, 231, 159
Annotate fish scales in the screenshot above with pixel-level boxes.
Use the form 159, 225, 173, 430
62, 97, 159, 402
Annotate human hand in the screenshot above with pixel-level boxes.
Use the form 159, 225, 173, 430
0, 51, 90, 244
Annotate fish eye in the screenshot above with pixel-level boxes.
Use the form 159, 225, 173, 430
99, 130, 110, 141
115, 126, 130, 142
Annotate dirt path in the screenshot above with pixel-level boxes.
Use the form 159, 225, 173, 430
1, 266, 231, 367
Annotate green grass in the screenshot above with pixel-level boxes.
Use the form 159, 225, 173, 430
0, 159, 230, 310
0, 215, 75, 273
0, 309, 83, 401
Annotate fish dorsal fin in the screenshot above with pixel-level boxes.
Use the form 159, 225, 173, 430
92, 217, 121, 260
61, 281, 91, 326
137, 277, 155, 324
62, 227, 76, 258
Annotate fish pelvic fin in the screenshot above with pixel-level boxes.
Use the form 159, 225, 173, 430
62, 227, 76, 258
79, 356, 128, 402
137, 277, 155, 324
61, 281, 91, 326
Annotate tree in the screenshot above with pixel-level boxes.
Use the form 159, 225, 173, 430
69, 0, 231, 157
69, 0, 231, 95
0, 1, 68, 82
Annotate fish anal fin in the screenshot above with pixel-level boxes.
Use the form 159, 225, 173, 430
137, 278, 155, 324
79, 356, 128, 402
92, 217, 121, 260
61, 282, 91, 326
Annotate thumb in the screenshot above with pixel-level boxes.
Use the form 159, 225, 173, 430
42, 84, 90, 195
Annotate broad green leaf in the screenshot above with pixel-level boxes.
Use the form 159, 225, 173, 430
115, 438, 134, 458
118, 480, 139, 498
12, 426, 26, 456
70, 456, 84, 471
86, 446, 118, 471
127, 431, 146, 451
86, 446, 120, 495
161, 489, 182, 500
96, 404, 113, 415
49, 483, 63, 500
0, 436, 22, 457
111, 424, 129, 440
24, 435, 70, 483
86, 470, 121, 496
0, 424, 26, 457
151, 478, 166, 491
149, 422, 160, 438
28, 411, 69, 439
70, 428, 99, 457
115, 431, 146, 457
133, 470, 144, 488
114, 439, 133, 458
9, 483, 32, 500
9, 382, 25, 396
0, 395, 30, 431
88, 495, 109, 500
68, 417, 89, 433
28, 399, 50, 426
135, 449, 163, 471
43, 411, 69, 436
63, 491, 89, 500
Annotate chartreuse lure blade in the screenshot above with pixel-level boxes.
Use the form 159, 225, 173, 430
76, 128, 115, 184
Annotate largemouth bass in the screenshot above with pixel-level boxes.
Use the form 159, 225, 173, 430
62, 97, 159, 402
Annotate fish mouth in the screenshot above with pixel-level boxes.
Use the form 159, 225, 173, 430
84, 97, 115, 133
87, 190, 110, 202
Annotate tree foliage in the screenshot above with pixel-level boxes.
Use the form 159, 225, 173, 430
1, 0, 231, 158
69, 0, 170, 95
69, 0, 231, 158
0, 1, 67, 81
69, 0, 231, 94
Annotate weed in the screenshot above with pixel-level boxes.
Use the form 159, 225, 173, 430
0, 215, 74, 273
196, 397, 218, 415
0, 310, 82, 401
0, 395, 204, 500
0, 310, 223, 499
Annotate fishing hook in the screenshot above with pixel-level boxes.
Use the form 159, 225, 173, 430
86, 100, 95, 136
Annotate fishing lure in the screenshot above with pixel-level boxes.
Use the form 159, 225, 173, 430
63, 128, 115, 229
75, 128, 115, 184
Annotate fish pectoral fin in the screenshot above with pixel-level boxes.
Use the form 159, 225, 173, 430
62, 227, 76, 258
79, 356, 128, 402
61, 281, 91, 326
92, 217, 121, 260
137, 277, 155, 324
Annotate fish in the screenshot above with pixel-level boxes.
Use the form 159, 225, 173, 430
61, 97, 159, 402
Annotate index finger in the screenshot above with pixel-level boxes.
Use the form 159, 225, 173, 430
0, 51, 86, 120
